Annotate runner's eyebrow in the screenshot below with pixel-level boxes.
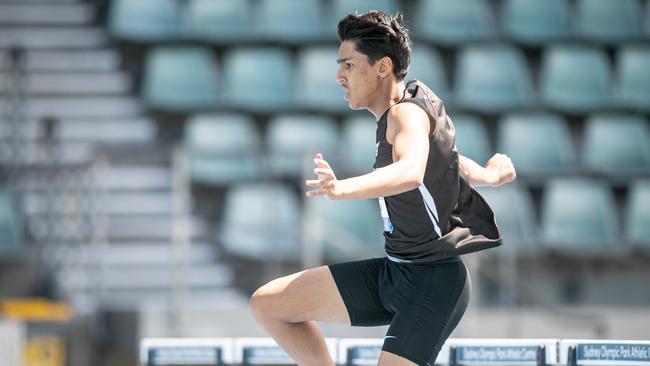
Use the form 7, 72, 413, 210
336, 58, 351, 64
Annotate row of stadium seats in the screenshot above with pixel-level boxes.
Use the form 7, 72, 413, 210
184, 112, 650, 185
217, 178, 650, 263
142, 44, 650, 113
0, 189, 22, 251
110, 0, 650, 45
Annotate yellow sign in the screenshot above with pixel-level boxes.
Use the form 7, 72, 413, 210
24, 335, 66, 366
0, 298, 71, 322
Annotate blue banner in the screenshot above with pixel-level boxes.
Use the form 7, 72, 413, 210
149, 347, 222, 365
457, 346, 540, 364
577, 344, 650, 363
243, 345, 293, 364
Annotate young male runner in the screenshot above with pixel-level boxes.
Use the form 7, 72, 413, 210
250, 11, 516, 366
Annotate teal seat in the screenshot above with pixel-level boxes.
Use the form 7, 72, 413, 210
296, 47, 347, 112
501, 0, 571, 44
341, 116, 377, 175
266, 115, 339, 178
477, 184, 537, 250
455, 45, 534, 113
582, 114, 650, 178
540, 45, 612, 113
257, 0, 323, 42
143, 47, 219, 112
414, 0, 495, 44
616, 45, 650, 112
0, 189, 22, 251
109, 0, 179, 41
183, 0, 251, 42
305, 198, 385, 262
222, 48, 292, 111
497, 113, 576, 179
540, 178, 619, 250
626, 180, 650, 247
327, 0, 399, 34
407, 46, 450, 102
577, 0, 644, 43
185, 114, 262, 185
221, 183, 301, 261
452, 114, 492, 164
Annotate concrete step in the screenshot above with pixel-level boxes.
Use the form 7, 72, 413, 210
25, 49, 120, 71
0, 3, 94, 25
0, 27, 107, 48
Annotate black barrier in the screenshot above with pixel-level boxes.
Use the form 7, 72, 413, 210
346, 344, 382, 366
242, 345, 293, 365
450, 345, 546, 366
147, 346, 223, 366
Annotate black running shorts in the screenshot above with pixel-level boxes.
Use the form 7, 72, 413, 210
328, 256, 470, 366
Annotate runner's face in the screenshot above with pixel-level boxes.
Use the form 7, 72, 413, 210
335, 40, 381, 110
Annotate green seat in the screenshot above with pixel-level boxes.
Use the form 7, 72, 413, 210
109, 0, 179, 41
305, 198, 385, 262
296, 47, 347, 112
221, 183, 302, 261
541, 178, 619, 249
0, 189, 22, 251
327, 0, 399, 34
183, 0, 251, 42
266, 115, 339, 178
577, 0, 644, 43
497, 113, 576, 179
407, 46, 450, 102
540, 45, 612, 113
341, 116, 377, 175
414, 0, 495, 44
452, 114, 492, 165
185, 114, 262, 185
582, 114, 650, 178
455, 45, 534, 113
222, 48, 292, 111
477, 184, 537, 250
257, 0, 323, 42
501, 0, 571, 44
143, 47, 219, 112
625, 180, 650, 247
453, 114, 492, 164
616, 45, 650, 112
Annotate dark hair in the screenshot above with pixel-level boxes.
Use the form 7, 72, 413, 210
337, 11, 412, 80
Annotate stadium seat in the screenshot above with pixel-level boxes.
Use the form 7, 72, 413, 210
257, 0, 324, 42
576, 0, 644, 43
540, 178, 619, 249
616, 45, 650, 112
185, 114, 262, 185
142, 47, 219, 112
540, 45, 612, 113
183, 0, 251, 42
222, 47, 292, 111
407, 46, 450, 102
109, 0, 179, 41
414, 0, 495, 44
582, 114, 650, 179
455, 45, 534, 113
305, 198, 385, 262
477, 184, 537, 249
327, 0, 399, 33
452, 114, 492, 164
497, 113, 576, 179
341, 116, 377, 175
295, 47, 347, 112
0, 189, 22, 251
501, 0, 571, 44
625, 180, 650, 247
221, 183, 302, 261
266, 115, 339, 178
